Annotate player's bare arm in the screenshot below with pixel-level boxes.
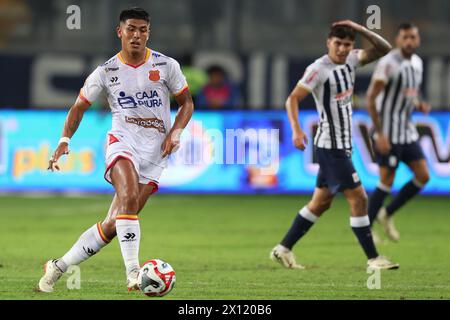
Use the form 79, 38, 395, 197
333, 20, 392, 65
366, 79, 391, 154
286, 85, 310, 151
161, 90, 194, 158
48, 98, 90, 171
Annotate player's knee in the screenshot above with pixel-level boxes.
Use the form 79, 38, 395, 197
309, 199, 332, 215
361, 193, 368, 208
320, 199, 332, 212
119, 189, 140, 213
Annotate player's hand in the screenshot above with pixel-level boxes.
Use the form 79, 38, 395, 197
161, 131, 181, 158
292, 130, 308, 151
416, 101, 431, 115
375, 134, 391, 155
332, 20, 363, 32
48, 142, 69, 172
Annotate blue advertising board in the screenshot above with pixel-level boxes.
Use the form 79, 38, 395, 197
0, 110, 449, 194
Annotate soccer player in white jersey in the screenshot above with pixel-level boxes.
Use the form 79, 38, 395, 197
270, 20, 400, 270
367, 23, 430, 241
38, 8, 194, 292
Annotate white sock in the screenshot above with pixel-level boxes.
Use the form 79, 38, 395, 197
116, 215, 141, 276
57, 223, 110, 272
275, 244, 290, 253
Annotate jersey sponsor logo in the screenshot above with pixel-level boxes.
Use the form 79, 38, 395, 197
335, 88, 353, 100
136, 90, 163, 108
352, 172, 360, 183
149, 70, 160, 82
117, 90, 163, 109
118, 91, 137, 108
125, 116, 166, 133
153, 62, 167, 67
336, 92, 353, 107
105, 67, 119, 73
109, 76, 120, 87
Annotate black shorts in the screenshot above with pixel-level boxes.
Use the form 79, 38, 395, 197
375, 141, 425, 169
315, 147, 362, 194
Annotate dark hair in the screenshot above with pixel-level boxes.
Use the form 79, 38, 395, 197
397, 22, 417, 32
119, 7, 150, 24
328, 25, 356, 41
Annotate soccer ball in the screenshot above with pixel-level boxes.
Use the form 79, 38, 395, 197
137, 259, 176, 297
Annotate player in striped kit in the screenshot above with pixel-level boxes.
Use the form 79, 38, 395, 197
38, 8, 194, 292
367, 23, 430, 241
271, 20, 399, 270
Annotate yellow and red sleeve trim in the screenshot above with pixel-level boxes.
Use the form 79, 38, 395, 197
116, 214, 139, 221
96, 222, 111, 244
78, 90, 92, 105
173, 85, 189, 97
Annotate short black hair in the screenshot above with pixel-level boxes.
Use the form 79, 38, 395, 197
328, 25, 356, 41
119, 7, 150, 24
397, 22, 417, 32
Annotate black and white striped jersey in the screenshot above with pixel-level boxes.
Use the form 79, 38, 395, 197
372, 49, 423, 144
298, 50, 362, 150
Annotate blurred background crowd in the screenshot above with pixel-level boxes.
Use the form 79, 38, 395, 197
1, 0, 450, 111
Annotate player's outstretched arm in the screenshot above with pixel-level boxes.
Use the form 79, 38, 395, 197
161, 90, 194, 158
366, 79, 390, 154
286, 85, 310, 151
333, 20, 392, 66
48, 98, 91, 171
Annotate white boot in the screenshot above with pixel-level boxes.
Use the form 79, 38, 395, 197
377, 208, 400, 242
38, 259, 64, 293
270, 245, 305, 270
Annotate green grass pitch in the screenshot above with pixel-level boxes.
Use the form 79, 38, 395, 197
0, 194, 449, 300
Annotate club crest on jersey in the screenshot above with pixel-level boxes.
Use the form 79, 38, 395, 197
149, 70, 160, 82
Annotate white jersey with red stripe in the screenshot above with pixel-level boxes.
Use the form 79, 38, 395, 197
80, 48, 188, 169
